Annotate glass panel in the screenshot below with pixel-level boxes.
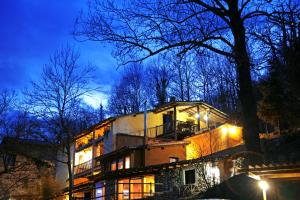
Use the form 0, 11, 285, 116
95, 182, 105, 200
74, 147, 93, 165
111, 161, 116, 171
94, 142, 104, 158
130, 178, 142, 199
118, 158, 123, 170
118, 179, 129, 200
143, 176, 155, 197
125, 156, 130, 169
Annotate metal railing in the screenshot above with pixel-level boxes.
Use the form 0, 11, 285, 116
117, 120, 221, 139
74, 159, 92, 175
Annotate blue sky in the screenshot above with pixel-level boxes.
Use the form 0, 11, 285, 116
0, 0, 119, 107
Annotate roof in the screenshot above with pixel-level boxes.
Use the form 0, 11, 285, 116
76, 101, 229, 139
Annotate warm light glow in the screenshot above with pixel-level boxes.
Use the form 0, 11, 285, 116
258, 180, 269, 191
75, 147, 93, 165
125, 156, 130, 169
229, 126, 237, 135
195, 113, 200, 119
203, 114, 208, 121
221, 126, 228, 135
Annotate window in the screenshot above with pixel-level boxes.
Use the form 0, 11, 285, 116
169, 157, 179, 163
95, 182, 105, 200
118, 179, 130, 200
143, 176, 155, 197
184, 169, 196, 185
125, 156, 130, 169
130, 178, 142, 199
111, 161, 117, 171
118, 158, 123, 170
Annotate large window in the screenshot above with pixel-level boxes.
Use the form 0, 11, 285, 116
117, 176, 155, 199
184, 169, 196, 185
75, 147, 92, 166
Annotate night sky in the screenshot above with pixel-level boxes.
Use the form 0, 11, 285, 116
0, 0, 119, 107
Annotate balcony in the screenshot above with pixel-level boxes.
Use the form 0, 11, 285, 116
74, 160, 92, 175
147, 120, 201, 138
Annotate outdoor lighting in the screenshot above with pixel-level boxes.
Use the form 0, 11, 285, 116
258, 180, 269, 190
221, 126, 228, 135
195, 113, 200, 119
258, 180, 269, 200
203, 114, 208, 121
229, 126, 237, 135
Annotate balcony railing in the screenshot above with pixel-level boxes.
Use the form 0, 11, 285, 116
125, 120, 214, 139
146, 120, 203, 138
74, 159, 92, 175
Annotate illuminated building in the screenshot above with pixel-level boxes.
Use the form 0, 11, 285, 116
68, 101, 244, 199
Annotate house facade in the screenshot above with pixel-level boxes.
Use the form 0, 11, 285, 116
0, 137, 61, 200
70, 101, 244, 199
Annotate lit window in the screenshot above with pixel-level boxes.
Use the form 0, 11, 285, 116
125, 156, 130, 169
118, 179, 129, 200
143, 176, 155, 197
118, 158, 123, 170
130, 178, 142, 199
206, 162, 220, 184
184, 169, 196, 185
169, 157, 179, 163
111, 161, 116, 171
95, 182, 105, 200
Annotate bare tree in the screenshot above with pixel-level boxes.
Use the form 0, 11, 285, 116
24, 45, 95, 199
108, 63, 144, 115
74, 0, 280, 153
145, 58, 173, 106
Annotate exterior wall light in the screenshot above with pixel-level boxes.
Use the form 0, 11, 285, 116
258, 180, 269, 200
229, 126, 237, 135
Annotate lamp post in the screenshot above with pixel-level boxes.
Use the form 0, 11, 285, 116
258, 180, 269, 200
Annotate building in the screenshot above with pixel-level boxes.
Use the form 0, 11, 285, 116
70, 101, 244, 199
0, 137, 61, 199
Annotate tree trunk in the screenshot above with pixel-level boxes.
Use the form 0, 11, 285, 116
66, 136, 73, 200
230, 10, 261, 153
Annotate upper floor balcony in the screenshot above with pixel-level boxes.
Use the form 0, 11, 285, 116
127, 120, 221, 140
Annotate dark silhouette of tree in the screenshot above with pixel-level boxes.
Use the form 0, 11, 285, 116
24, 45, 95, 199
258, 2, 300, 129
108, 63, 144, 115
145, 59, 173, 106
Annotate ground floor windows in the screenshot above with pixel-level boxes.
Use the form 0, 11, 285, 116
183, 162, 221, 186
95, 182, 105, 200
117, 176, 155, 199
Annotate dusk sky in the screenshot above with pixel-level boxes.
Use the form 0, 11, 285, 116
0, 0, 119, 107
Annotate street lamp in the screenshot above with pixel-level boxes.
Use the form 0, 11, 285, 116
258, 180, 269, 200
